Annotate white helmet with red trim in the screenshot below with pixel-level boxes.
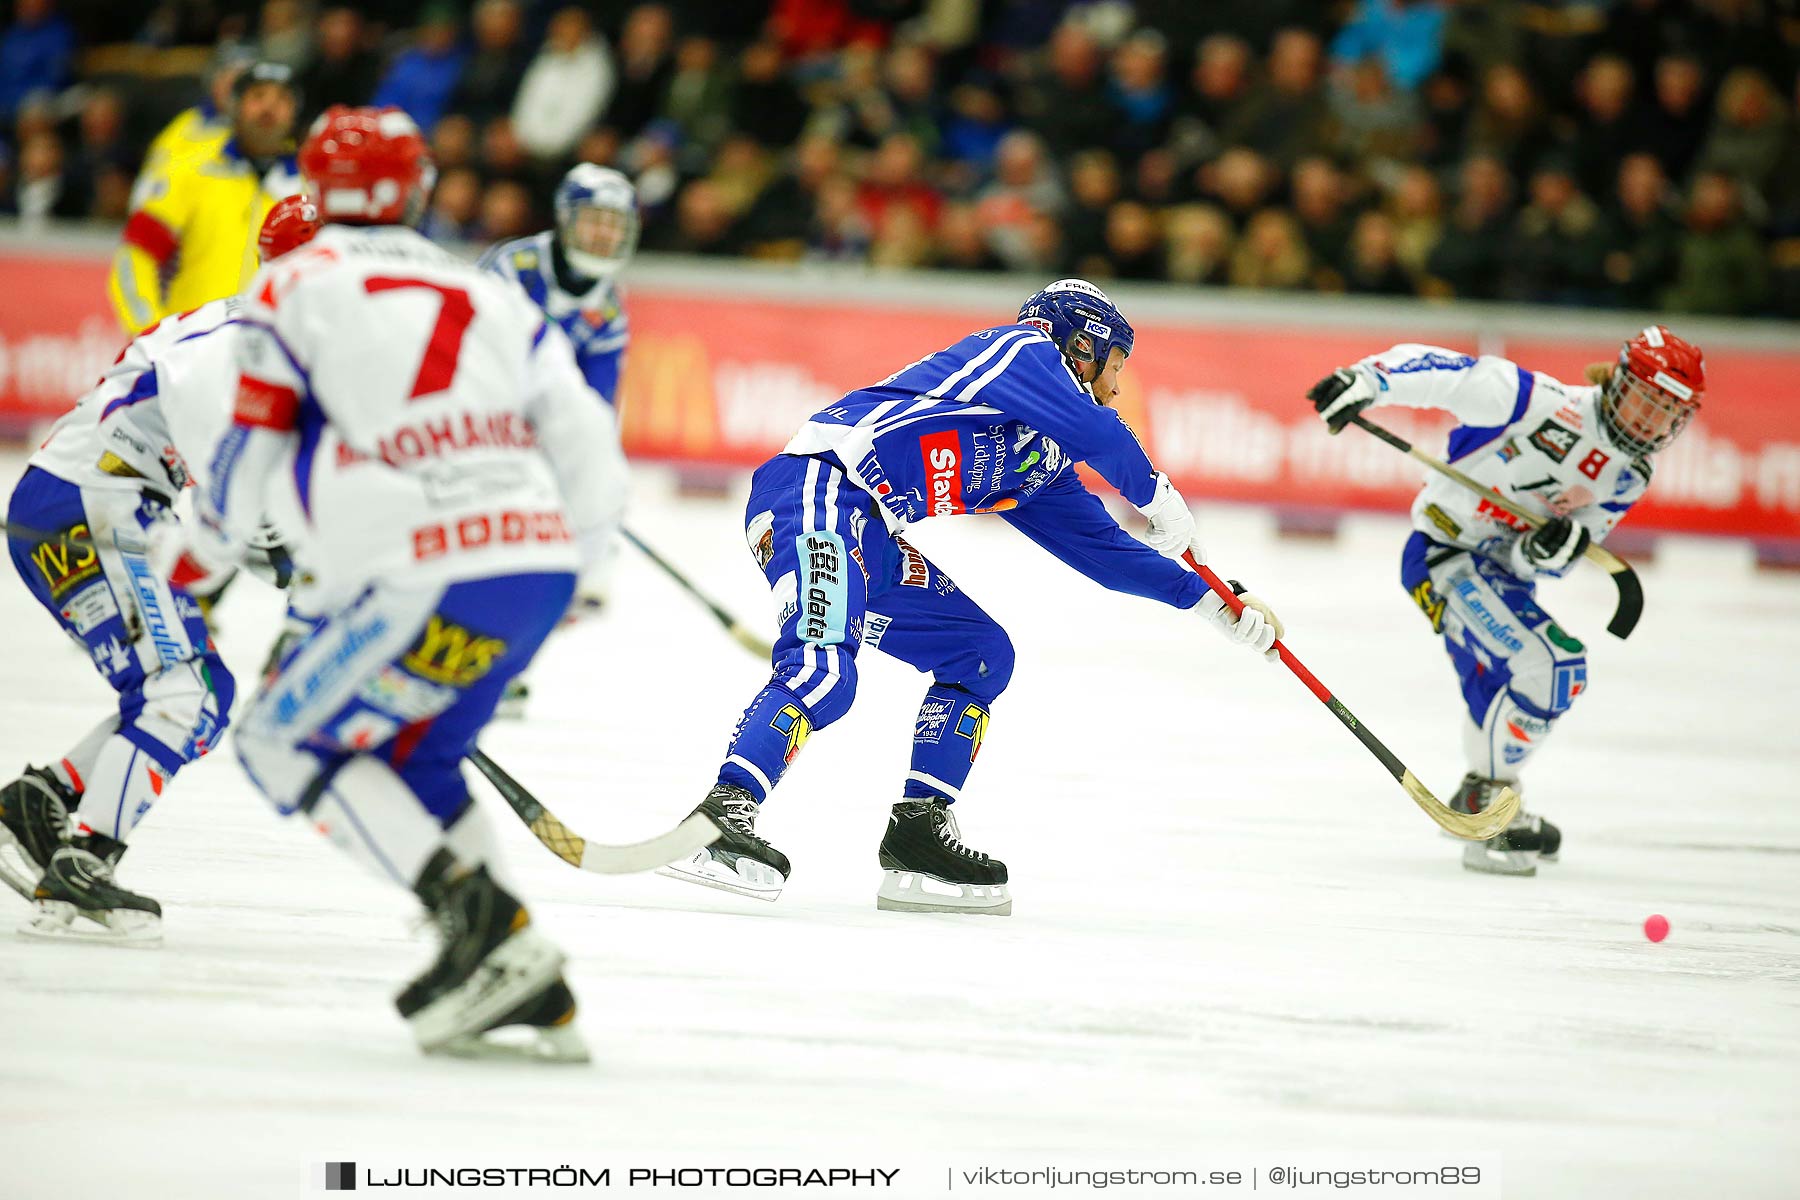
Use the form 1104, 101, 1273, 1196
298, 105, 437, 227
1600, 325, 1706, 457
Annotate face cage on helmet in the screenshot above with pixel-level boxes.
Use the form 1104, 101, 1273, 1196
560, 202, 640, 279
1601, 368, 1698, 456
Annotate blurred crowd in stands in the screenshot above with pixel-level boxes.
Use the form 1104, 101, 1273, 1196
3, 0, 1797, 316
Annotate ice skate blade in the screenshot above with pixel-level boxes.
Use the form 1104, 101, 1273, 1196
876, 871, 1011, 916
656, 851, 784, 902
0, 836, 44, 902
17, 900, 163, 946
408, 929, 566, 1054
436, 1021, 591, 1065
1461, 842, 1538, 878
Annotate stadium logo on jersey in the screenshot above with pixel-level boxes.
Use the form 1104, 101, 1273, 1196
30, 522, 100, 599
402, 615, 508, 687
770, 704, 811, 764
920, 432, 965, 517
955, 704, 989, 762
1529, 419, 1579, 463
797, 532, 847, 644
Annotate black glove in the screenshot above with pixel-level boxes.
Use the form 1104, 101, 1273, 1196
1511, 515, 1591, 575
1307, 368, 1378, 434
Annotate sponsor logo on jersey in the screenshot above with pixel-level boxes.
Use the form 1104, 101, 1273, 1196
359, 664, 457, 722
1388, 352, 1476, 375
1552, 661, 1587, 711
402, 614, 508, 687
862, 611, 892, 648
121, 547, 185, 669
1529, 419, 1579, 463
1423, 503, 1462, 541
955, 703, 989, 762
896, 537, 929, 587
1497, 439, 1522, 463
1020, 317, 1052, 336
411, 510, 571, 560
1475, 495, 1531, 531
913, 698, 955, 745
855, 450, 893, 497
770, 703, 811, 764
798, 532, 847, 644
1451, 578, 1524, 653
747, 510, 776, 568
30, 522, 100, 600
920, 432, 965, 517
59, 581, 120, 636
1409, 578, 1446, 633
273, 612, 393, 728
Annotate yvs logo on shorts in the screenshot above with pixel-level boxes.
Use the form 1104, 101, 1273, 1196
30, 522, 100, 599
402, 615, 508, 687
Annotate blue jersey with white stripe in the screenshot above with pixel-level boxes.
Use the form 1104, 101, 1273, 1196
478, 231, 629, 405
784, 324, 1203, 608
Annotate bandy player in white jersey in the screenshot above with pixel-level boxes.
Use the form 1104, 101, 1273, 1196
168, 106, 628, 1061
1306, 326, 1706, 876
1, 198, 320, 943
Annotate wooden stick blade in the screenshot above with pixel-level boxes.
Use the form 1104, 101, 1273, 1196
1401, 771, 1520, 841
576, 812, 723, 875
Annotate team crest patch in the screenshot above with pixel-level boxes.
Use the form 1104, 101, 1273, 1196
770, 703, 811, 764
1529, 419, 1579, 463
955, 704, 989, 762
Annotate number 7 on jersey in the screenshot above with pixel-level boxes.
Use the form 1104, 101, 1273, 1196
363, 276, 474, 399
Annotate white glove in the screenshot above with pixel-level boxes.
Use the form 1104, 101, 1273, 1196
1507, 515, 1591, 578
1196, 579, 1285, 661
1135, 472, 1199, 558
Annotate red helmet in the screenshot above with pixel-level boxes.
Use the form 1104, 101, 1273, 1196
298, 105, 435, 226
257, 194, 320, 263
1600, 325, 1706, 457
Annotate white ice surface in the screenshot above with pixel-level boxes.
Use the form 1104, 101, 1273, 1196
2, 455, 1797, 1199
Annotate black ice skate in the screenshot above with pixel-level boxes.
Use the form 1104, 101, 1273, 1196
22, 835, 162, 945
1450, 773, 1561, 878
0, 766, 74, 901
876, 798, 1011, 916
656, 784, 790, 901
397, 852, 586, 1063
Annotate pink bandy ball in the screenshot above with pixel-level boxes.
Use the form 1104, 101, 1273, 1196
1644, 914, 1670, 943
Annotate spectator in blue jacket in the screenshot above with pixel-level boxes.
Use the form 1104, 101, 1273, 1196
370, 5, 468, 133
1, 0, 76, 124
1330, 0, 1446, 92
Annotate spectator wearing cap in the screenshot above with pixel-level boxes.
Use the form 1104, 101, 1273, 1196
0, 0, 75, 125
512, 7, 615, 161
735, 39, 810, 149
140, 47, 255, 176
1423, 152, 1514, 299
1502, 159, 1610, 306
1107, 30, 1177, 165
1330, 0, 1446, 92
445, 0, 529, 128
1013, 22, 1114, 163
1662, 170, 1771, 316
371, 5, 468, 134
1602, 152, 1682, 310
107, 61, 300, 332
1696, 68, 1790, 215
300, 8, 381, 124
1224, 27, 1332, 170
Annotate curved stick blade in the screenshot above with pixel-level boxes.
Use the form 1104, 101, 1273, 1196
576, 812, 723, 875
1401, 772, 1520, 841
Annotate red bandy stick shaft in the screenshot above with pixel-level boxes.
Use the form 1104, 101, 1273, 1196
1183, 552, 1330, 703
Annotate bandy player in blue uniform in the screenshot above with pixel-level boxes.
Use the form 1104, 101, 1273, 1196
1306, 326, 1706, 877
661, 280, 1286, 915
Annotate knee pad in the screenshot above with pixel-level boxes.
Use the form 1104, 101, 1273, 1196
1503, 626, 1588, 719
773, 642, 859, 728
125, 654, 234, 764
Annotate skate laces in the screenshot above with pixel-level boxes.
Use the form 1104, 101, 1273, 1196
930, 804, 986, 861
720, 793, 773, 844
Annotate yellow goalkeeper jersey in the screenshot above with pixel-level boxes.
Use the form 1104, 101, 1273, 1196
141, 103, 231, 174
107, 137, 300, 334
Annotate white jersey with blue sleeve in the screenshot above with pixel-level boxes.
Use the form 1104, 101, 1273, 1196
1353, 344, 1651, 576
477, 230, 629, 406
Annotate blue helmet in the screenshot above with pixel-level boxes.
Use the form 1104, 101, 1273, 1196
1017, 278, 1135, 372
554, 164, 639, 280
